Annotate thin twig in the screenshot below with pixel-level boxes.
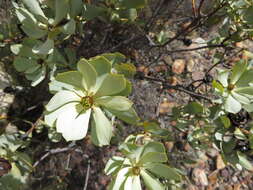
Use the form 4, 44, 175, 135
197, 0, 206, 16
167, 44, 225, 54
136, 74, 212, 102
145, 0, 165, 30
192, 0, 197, 18
83, 161, 91, 190
33, 146, 75, 168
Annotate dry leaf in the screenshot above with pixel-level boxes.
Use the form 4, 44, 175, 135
208, 170, 218, 185
159, 100, 176, 114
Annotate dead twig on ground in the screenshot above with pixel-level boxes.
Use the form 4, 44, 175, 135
83, 161, 91, 190
33, 144, 75, 168
136, 74, 212, 102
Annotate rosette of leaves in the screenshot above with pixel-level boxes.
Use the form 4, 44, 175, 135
105, 136, 181, 190
11, 38, 48, 86
44, 55, 139, 146
11, 38, 75, 86
13, 0, 83, 55
213, 60, 253, 114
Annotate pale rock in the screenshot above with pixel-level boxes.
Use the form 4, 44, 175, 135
163, 55, 173, 65
216, 154, 226, 170
172, 59, 185, 74
187, 59, 195, 72
192, 168, 209, 186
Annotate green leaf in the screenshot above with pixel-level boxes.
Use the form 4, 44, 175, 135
69, 0, 83, 18
47, 48, 67, 65
140, 170, 165, 190
49, 80, 77, 93
15, 6, 36, 23
236, 70, 253, 87
21, 23, 47, 39
221, 138, 237, 154
237, 151, 253, 171
114, 63, 136, 78
142, 122, 171, 139
234, 86, 253, 96
96, 96, 133, 111
117, 9, 137, 22
0, 134, 23, 152
184, 102, 203, 115
249, 134, 253, 149
144, 163, 181, 181
102, 52, 126, 66
29, 66, 46, 86
139, 142, 167, 164
107, 107, 139, 124
118, 0, 147, 9
139, 152, 167, 164
16, 7, 47, 39
234, 128, 247, 140
104, 156, 125, 176
55, 71, 83, 90
231, 92, 251, 105
88, 56, 112, 76
244, 6, 253, 26
13, 57, 38, 72
61, 19, 76, 35
116, 79, 132, 96
77, 58, 97, 91
83, 4, 106, 20
243, 103, 253, 112
219, 115, 231, 128
14, 152, 33, 172
32, 38, 54, 55
95, 74, 126, 97
217, 69, 229, 87
224, 95, 241, 113
22, 0, 47, 21
230, 61, 247, 85
53, 0, 69, 26
212, 80, 224, 93
91, 107, 113, 146
119, 143, 144, 162
110, 167, 130, 190
46, 90, 80, 112
24, 64, 40, 74
65, 48, 76, 65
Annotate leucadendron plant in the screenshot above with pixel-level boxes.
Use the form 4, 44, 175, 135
44, 55, 139, 146
105, 135, 181, 190
213, 57, 253, 114
13, 0, 83, 55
